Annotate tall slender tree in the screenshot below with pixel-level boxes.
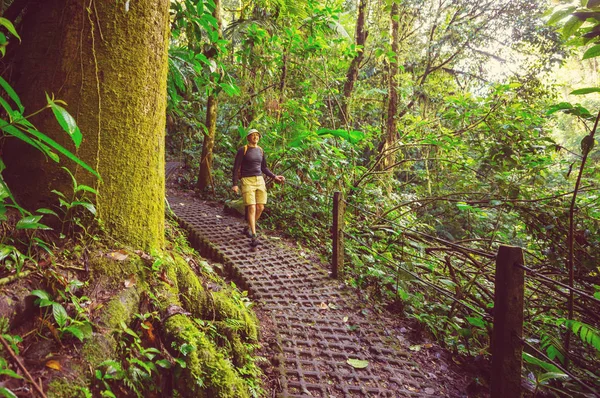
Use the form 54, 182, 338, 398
340, 0, 369, 126
383, 0, 400, 170
197, 0, 223, 192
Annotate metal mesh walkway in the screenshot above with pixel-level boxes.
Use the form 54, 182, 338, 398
166, 175, 436, 397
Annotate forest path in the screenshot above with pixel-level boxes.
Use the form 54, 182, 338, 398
166, 162, 440, 397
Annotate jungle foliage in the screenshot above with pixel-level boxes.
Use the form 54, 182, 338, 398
166, 0, 600, 395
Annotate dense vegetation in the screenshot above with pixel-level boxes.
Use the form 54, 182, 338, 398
0, 0, 599, 396
167, 0, 600, 396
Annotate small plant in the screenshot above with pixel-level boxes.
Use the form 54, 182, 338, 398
96, 318, 170, 397
31, 289, 92, 342
52, 166, 98, 237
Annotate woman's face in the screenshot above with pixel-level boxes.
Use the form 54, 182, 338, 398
248, 132, 260, 143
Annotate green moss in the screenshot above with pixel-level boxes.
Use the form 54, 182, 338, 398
88, 250, 146, 287
164, 314, 250, 398
82, 284, 141, 367
47, 369, 88, 398
171, 255, 209, 316
212, 290, 258, 341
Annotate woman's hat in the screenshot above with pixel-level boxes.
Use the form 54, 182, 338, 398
246, 128, 261, 138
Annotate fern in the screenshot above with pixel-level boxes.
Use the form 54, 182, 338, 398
556, 318, 600, 352
540, 333, 566, 364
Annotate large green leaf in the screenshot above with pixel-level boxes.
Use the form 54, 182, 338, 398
571, 87, 600, 95
562, 16, 584, 40
25, 127, 100, 179
46, 94, 83, 148
0, 387, 18, 398
537, 372, 570, 384
0, 76, 23, 113
0, 17, 20, 42
15, 215, 51, 230
316, 128, 365, 145
548, 6, 577, 26
523, 352, 562, 373
72, 201, 97, 215
583, 43, 600, 59
52, 303, 69, 328
0, 123, 45, 154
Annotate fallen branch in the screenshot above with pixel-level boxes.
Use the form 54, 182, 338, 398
0, 270, 33, 286
0, 334, 47, 398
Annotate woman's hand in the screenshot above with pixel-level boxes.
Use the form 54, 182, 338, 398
232, 185, 239, 194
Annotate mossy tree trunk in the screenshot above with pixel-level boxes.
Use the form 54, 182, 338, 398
3, 0, 169, 250
197, 0, 222, 192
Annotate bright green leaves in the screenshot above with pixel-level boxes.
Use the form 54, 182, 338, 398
0, 18, 20, 41
547, 6, 578, 27
547, 102, 593, 119
0, 77, 99, 179
288, 128, 365, 148
15, 215, 51, 230
0, 17, 20, 57
583, 43, 600, 59
31, 289, 93, 342
317, 128, 365, 145
46, 94, 82, 149
0, 77, 23, 114
570, 87, 600, 95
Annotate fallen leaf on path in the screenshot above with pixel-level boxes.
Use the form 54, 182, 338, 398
425, 388, 435, 394
347, 358, 369, 369
342, 316, 348, 323
46, 360, 61, 371
319, 302, 328, 310
328, 303, 337, 309
409, 345, 421, 352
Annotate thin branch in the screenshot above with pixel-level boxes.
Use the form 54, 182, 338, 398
0, 334, 47, 398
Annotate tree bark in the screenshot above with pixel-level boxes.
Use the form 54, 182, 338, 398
3, 0, 170, 250
340, 0, 368, 126
197, 0, 222, 192
382, 1, 399, 170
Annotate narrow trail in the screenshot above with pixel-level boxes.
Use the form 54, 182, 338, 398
166, 162, 447, 397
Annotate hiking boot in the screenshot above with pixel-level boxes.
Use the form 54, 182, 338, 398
250, 235, 261, 247
242, 226, 252, 238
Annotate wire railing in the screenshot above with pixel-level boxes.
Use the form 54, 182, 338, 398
329, 191, 600, 396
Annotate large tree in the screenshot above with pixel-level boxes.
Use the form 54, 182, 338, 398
3, 0, 169, 250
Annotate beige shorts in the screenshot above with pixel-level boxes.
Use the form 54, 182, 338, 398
241, 176, 267, 206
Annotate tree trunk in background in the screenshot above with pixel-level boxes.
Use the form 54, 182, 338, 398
3, 0, 170, 250
383, 1, 399, 170
197, 0, 222, 192
340, 0, 368, 126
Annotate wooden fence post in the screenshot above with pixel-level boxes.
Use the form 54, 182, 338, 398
332, 191, 345, 279
491, 245, 525, 398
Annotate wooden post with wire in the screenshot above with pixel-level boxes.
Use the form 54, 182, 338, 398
491, 245, 525, 398
332, 191, 345, 279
